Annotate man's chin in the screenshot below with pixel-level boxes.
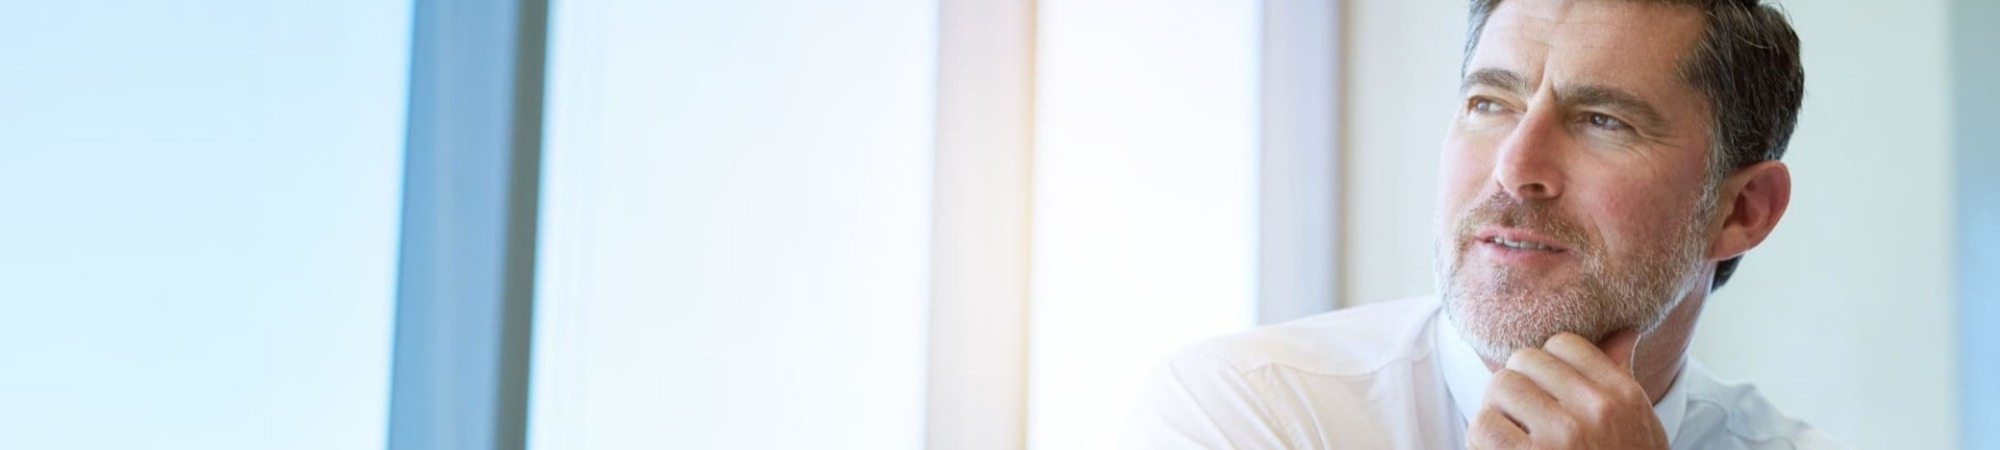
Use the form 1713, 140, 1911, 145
1447, 273, 1580, 300
1444, 289, 1628, 359
1461, 255, 1583, 280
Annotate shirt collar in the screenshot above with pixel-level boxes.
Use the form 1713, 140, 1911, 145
1435, 311, 1689, 444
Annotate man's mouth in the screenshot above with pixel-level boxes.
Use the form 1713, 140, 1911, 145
1471, 227, 1572, 254
1487, 235, 1556, 251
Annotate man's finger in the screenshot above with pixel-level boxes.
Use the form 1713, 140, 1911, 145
1467, 406, 1530, 449
1596, 329, 1641, 373
1542, 331, 1638, 384
1503, 347, 1594, 404
1482, 368, 1569, 436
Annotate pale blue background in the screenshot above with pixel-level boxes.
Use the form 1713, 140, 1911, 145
1957, 0, 2000, 448
0, 1, 410, 448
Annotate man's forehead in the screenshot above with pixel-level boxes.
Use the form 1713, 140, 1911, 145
1467, 0, 1705, 95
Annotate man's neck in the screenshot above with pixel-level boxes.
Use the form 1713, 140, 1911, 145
1632, 291, 1704, 404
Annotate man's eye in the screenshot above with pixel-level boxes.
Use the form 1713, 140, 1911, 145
1469, 98, 1505, 114
1586, 113, 1629, 131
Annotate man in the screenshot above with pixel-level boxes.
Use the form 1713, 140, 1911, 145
1124, 0, 1837, 448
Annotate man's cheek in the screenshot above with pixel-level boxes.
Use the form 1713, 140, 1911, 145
1437, 140, 1494, 186
1436, 170, 1493, 215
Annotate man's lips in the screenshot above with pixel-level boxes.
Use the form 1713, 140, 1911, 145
1472, 227, 1571, 252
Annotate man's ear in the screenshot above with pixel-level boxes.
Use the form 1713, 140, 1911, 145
1709, 160, 1792, 261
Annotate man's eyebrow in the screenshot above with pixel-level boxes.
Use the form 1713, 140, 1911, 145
1559, 84, 1670, 131
1460, 68, 1529, 94
1461, 67, 1673, 132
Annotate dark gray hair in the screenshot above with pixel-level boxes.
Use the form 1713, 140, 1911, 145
1462, 0, 1805, 290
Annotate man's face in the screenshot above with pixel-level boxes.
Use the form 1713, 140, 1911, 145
1437, 0, 1720, 362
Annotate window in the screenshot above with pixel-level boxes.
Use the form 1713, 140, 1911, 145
0, 1, 410, 448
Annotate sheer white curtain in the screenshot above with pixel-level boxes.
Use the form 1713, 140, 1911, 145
1026, 1, 1262, 448
528, 0, 937, 448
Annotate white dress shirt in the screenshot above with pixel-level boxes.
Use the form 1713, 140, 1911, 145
1123, 296, 1844, 449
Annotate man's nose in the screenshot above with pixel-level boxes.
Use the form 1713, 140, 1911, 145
1490, 109, 1566, 200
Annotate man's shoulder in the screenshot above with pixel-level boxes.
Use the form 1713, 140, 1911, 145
1170, 295, 1442, 378
1675, 361, 1850, 449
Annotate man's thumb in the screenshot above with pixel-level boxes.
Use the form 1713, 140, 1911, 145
1598, 328, 1642, 374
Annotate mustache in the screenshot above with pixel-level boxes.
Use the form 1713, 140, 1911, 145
1454, 193, 1590, 253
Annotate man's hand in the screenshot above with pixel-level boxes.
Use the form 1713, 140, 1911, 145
1467, 330, 1668, 449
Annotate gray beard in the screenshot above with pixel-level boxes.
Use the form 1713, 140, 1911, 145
1434, 191, 1716, 363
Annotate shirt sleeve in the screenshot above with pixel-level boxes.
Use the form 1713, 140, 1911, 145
1120, 346, 1298, 450
1781, 427, 1852, 450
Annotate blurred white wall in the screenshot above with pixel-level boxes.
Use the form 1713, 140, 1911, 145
1340, 0, 1465, 305
1694, 2, 1957, 448
1338, 1, 1959, 448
